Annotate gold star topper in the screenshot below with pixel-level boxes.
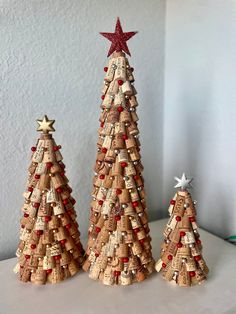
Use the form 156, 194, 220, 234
36, 115, 55, 133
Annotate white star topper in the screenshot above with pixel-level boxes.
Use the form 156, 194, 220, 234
174, 173, 193, 190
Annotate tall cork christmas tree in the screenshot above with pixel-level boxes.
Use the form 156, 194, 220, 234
155, 174, 209, 286
14, 115, 84, 284
83, 18, 154, 285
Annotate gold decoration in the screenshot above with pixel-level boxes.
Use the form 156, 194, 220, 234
36, 115, 55, 133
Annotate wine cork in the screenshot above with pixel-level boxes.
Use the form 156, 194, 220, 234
28, 162, 37, 174
129, 95, 138, 107
122, 81, 133, 95
30, 188, 42, 203
186, 258, 196, 271
105, 214, 117, 231
130, 111, 139, 122
114, 56, 126, 81
103, 175, 113, 189
124, 162, 136, 176
112, 133, 125, 150
125, 230, 134, 243
48, 215, 60, 229
130, 189, 139, 201
125, 136, 137, 149
28, 255, 39, 269
169, 229, 180, 244
173, 192, 186, 216
107, 107, 120, 123
60, 213, 71, 226
177, 246, 190, 257
195, 268, 206, 284
131, 241, 142, 255
118, 149, 128, 163
118, 189, 130, 204
111, 160, 122, 176
124, 176, 135, 189
139, 212, 148, 225
124, 203, 135, 215
50, 242, 61, 256
43, 255, 55, 270
32, 140, 44, 163
104, 149, 116, 163
177, 264, 190, 287
38, 174, 50, 191
120, 270, 132, 285
56, 227, 67, 241
102, 136, 112, 150
120, 110, 131, 123
46, 188, 57, 203
137, 229, 146, 240
51, 264, 64, 284
107, 80, 119, 96
117, 243, 128, 257
25, 217, 35, 230
114, 122, 126, 134
127, 122, 139, 135
129, 148, 140, 161
136, 267, 146, 282
82, 258, 91, 272
51, 173, 65, 189
20, 267, 31, 282
104, 58, 116, 82
103, 266, 114, 285
183, 232, 195, 244
112, 175, 125, 189
68, 259, 79, 276
65, 237, 75, 251
117, 215, 131, 232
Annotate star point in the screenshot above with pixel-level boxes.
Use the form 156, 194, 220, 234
36, 115, 55, 133
174, 173, 193, 190
100, 17, 137, 57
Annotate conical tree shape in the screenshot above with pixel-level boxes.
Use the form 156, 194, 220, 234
14, 115, 84, 284
155, 174, 209, 286
83, 20, 154, 286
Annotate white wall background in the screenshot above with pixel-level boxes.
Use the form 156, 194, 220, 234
0, 0, 165, 260
164, 0, 236, 238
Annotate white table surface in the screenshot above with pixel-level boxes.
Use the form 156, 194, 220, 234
0, 219, 236, 314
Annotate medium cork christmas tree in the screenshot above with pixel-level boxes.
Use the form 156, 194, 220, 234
14, 115, 84, 284
83, 18, 154, 285
155, 173, 209, 286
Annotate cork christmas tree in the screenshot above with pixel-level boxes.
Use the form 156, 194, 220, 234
155, 173, 209, 286
14, 115, 84, 284
83, 18, 154, 285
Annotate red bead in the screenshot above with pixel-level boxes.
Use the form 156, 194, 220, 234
100, 122, 104, 128
118, 80, 123, 86
71, 199, 76, 205
56, 187, 63, 193
104, 67, 108, 72
196, 239, 201, 245
168, 255, 173, 260
44, 216, 51, 223
28, 186, 33, 192
133, 228, 140, 234
53, 146, 59, 151
194, 255, 201, 261
170, 200, 176, 205
121, 257, 129, 263
139, 238, 145, 244
33, 203, 40, 208
54, 255, 61, 260
176, 216, 181, 222
95, 253, 100, 257
132, 201, 139, 207
101, 147, 107, 153
30, 244, 36, 249
99, 174, 105, 180
25, 255, 30, 259
177, 242, 183, 248
101, 95, 105, 100
60, 239, 66, 245
46, 162, 53, 169
35, 230, 42, 236
21, 225, 25, 229
24, 213, 29, 218
162, 262, 166, 268
130, 67, 134, 72
63, 199, 69, 205
95, 226, 101, 233
122, 134, 128, 140
65, 223, 71, 229
189, 216, 195, 222
115, 215, 121, 221
116, 189, 122, 195
133, 175, 139, 181
120, 162, 127, 168
189, 271, 196, 277
180, 231, 186, 237
60, 172, 65, 177
98, 200, 103, 206
34, 174, 40, 179
114, 271, 121, 277
117, 106, 124, 112
46, 269, 52, 274
31, 147, 36, 152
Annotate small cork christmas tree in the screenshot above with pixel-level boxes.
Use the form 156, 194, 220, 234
155, 173, 209, 286
14, 115, 84, 284
83, 18, 154, 286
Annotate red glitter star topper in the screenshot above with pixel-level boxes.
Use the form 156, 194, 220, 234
100, 18, 137, 57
